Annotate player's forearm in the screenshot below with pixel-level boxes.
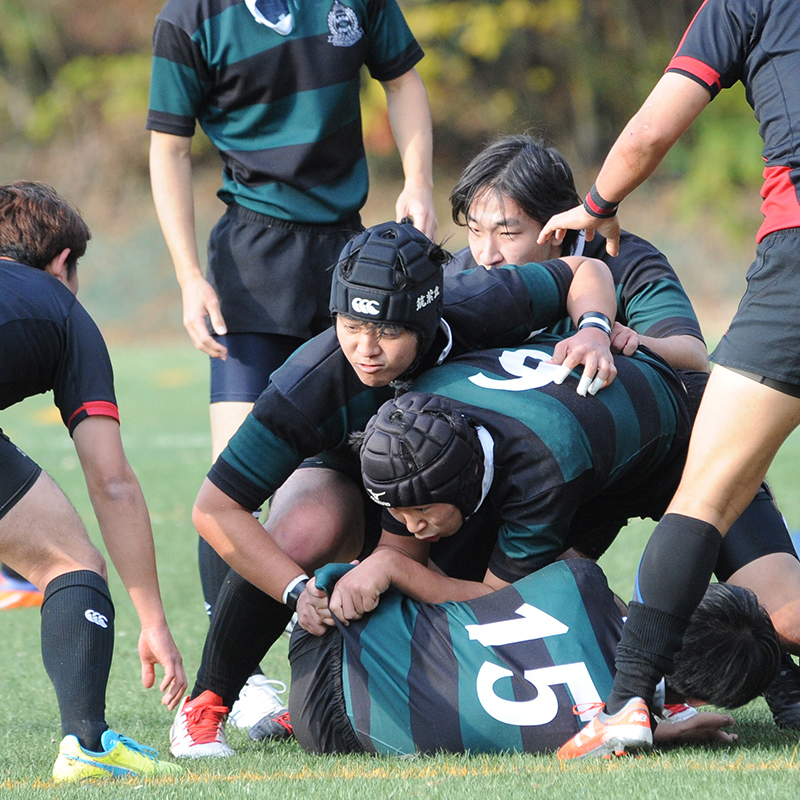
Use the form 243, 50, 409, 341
385, 549, 493, 604
89, 473, 171, 628
193, 479, 307, 604
560, 256, 617, 326
639, 334, 709, 372
73, 418, 170, 627
149, 131, 204, 287
383, 70, 434, 199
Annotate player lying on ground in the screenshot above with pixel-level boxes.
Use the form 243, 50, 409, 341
290, 560, 778, 755
171, 221, 616, 756
0, 181, 185, 782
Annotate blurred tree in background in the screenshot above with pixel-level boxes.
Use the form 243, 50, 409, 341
0, 0, 766, 331
0, 0, 763, 204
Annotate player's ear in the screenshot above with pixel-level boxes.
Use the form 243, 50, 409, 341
44, 248, 72, 283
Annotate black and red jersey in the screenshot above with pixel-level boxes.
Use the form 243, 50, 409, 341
0, 261, 118, 435
666, 0, 800, 241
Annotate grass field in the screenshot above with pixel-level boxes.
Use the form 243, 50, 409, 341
2, 343, 800, 798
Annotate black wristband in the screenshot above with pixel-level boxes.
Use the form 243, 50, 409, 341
578, 311, 612, 336
285, 579, 308, 612
583, 184, 619, 219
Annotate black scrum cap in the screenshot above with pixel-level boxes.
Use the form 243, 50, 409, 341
359, 392, 484, 516
330, 221, 445, 355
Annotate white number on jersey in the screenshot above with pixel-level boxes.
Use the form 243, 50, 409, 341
468, 348, 562, 392
466, 603, 602, 725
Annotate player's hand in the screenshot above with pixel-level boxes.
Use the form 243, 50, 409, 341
138, 624, 187, 711
297, 577, 335, 636
610, 322, 640, 356
396, 187, 439, 242
328, 552, 394, 624
653, 711, 738, 747
549, 327, 617, 396
538, 205, 622, 258
181, 274, 228, 359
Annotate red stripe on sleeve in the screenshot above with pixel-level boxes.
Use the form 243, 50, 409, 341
666, 56, 721, 93
67, 400, 120, 429
671, 0, 711, 57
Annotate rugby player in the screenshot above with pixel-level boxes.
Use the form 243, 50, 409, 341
0, 181, 185, 781
290, 560, 778, 755
448, 133, 708, 372
537, 0, 800, 757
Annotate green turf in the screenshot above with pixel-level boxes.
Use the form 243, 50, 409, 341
2, 343, 800, 796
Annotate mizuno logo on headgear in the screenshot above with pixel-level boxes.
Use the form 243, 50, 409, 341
352, 297, 380, 315
366, 488, 390, 506
85, 609, 109, 628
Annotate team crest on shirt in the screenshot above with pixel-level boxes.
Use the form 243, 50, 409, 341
327, 0, 363, 46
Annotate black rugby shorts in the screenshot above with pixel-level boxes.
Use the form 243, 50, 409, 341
712, 228, 800, 390
0, 430, 42, 520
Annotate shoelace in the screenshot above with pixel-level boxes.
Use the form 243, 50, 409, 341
274, 711, 293, 733
240, 677, 287, 716
247, 677, 287, 699
571, 702, 604, 719
110, 732, 160, 762
186, 700, 230, 743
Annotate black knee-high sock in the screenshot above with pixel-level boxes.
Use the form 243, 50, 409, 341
606, 514, 721, 715
41, 570, 115, 751
198, 536, 233, 616
193, 569, 291, 708
198, 539, 265, 680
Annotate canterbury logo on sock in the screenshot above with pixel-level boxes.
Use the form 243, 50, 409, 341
85, 609, 109, 628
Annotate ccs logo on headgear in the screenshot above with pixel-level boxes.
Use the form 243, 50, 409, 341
351, 297, 380, 315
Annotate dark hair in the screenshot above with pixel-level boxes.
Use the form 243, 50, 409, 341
333, 313, 424, 346
0, 181, 90, 279
450, 134, 581, 254
668, 583, 781, 708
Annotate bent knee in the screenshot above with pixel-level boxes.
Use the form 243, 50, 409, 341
267, 472, 365, 568
269, 506, 364, 568
29, 548, 107, 591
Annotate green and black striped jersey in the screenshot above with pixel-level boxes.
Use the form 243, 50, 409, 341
334, 559, 621, 754
147, 0, 422, 223
386, 339, 692, 581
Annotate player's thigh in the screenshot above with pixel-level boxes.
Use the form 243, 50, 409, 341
670, 365, 800, 530
209, 332, 306, 459
210, 401, 254, 461
266, 467, 365, 568
728, 553, 800, 654
0, 470, 104, 590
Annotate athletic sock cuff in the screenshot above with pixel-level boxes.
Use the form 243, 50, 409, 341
618, 601, 690, 676
637, 513, 721, 619
43, 570, 113, 607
